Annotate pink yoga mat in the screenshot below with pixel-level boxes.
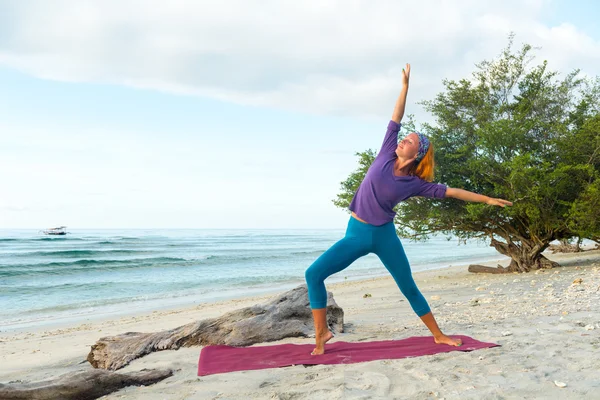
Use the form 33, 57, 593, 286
198, 335, 499, 376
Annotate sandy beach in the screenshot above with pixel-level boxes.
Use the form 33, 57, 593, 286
1, 248, 599, 400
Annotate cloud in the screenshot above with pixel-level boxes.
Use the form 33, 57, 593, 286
1, 205, 28, 212
1, 0, 599, 118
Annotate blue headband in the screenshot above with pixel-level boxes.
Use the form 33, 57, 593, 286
415, 131, 430, 163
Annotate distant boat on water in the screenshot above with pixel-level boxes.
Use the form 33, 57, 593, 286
40, 226, 68, 235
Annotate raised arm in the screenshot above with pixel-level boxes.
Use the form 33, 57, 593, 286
446, 188, 513, 208
391, 63, 410, 124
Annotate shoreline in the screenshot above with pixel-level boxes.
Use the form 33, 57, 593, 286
2, 248, 599, 399
2, 248, 596, 339
1, 252, 513, 335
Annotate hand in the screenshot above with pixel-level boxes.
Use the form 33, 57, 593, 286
486, 198, 513, 207
402, 63, 411, 86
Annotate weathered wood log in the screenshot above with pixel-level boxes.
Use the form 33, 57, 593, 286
468, 264, 511, 274
0, 368, 172, 400
548, 243, 582, 254
88, 285, 343, 371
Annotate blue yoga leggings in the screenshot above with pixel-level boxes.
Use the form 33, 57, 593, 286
304, 216, 431, 317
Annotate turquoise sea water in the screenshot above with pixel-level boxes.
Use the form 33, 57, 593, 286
0, 228, 509, 331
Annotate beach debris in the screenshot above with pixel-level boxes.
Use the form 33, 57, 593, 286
548, 242, 582, 254
572, 278, 583, 285
468, 264, 509, 274
363, 293, 372, 298
0, 369, 173, 400
470, 299, 480, 306
431, 295, 441, 300
501, 331, 512, 337
475, 286, 486, 291
584, 325, 595, 330
87, 285, 344, 371
554, 381, 567, 388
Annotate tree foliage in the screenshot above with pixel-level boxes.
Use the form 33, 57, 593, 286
334, 36, 600, 272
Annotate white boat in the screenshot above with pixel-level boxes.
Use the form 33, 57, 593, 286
41, 226, 68, 235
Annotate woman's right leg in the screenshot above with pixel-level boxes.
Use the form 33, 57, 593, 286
305, 220, 371, 354
305, 235, 369, 309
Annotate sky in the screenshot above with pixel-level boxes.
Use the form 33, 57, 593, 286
1, 0, 599, 229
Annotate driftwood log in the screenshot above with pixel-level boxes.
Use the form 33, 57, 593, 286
468, 264, 511, 274
548, 243, 582, 254
468, 254, 561, 273
88, 285, 344, 371
0, 368, 173, 400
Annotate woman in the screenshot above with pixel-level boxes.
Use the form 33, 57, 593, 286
305, 64, 513, 356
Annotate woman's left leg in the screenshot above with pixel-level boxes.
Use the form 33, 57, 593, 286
373, 224, 462, 346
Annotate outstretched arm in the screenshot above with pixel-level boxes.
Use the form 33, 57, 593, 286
445, 188, 513, 208
391, 63, 410, 124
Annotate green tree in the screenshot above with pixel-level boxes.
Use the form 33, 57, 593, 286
334, 37, 600, 273
564, 114, 600, 243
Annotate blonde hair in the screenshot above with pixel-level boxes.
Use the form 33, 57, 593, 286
412, 143, 435, 182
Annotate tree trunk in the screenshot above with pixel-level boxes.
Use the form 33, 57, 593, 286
87, 285, 343, 371
489, 238, 560, 273
0, 369, 172, 400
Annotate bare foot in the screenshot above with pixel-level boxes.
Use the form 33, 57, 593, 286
434, 334, 462, 346
311, 330, 334, 355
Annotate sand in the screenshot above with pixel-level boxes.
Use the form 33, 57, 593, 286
1, 249, 599, 400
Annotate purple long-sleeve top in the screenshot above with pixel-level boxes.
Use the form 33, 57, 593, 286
348, 120, 447, 226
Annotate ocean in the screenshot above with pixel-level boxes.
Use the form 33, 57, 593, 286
0, 228, 508, 332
